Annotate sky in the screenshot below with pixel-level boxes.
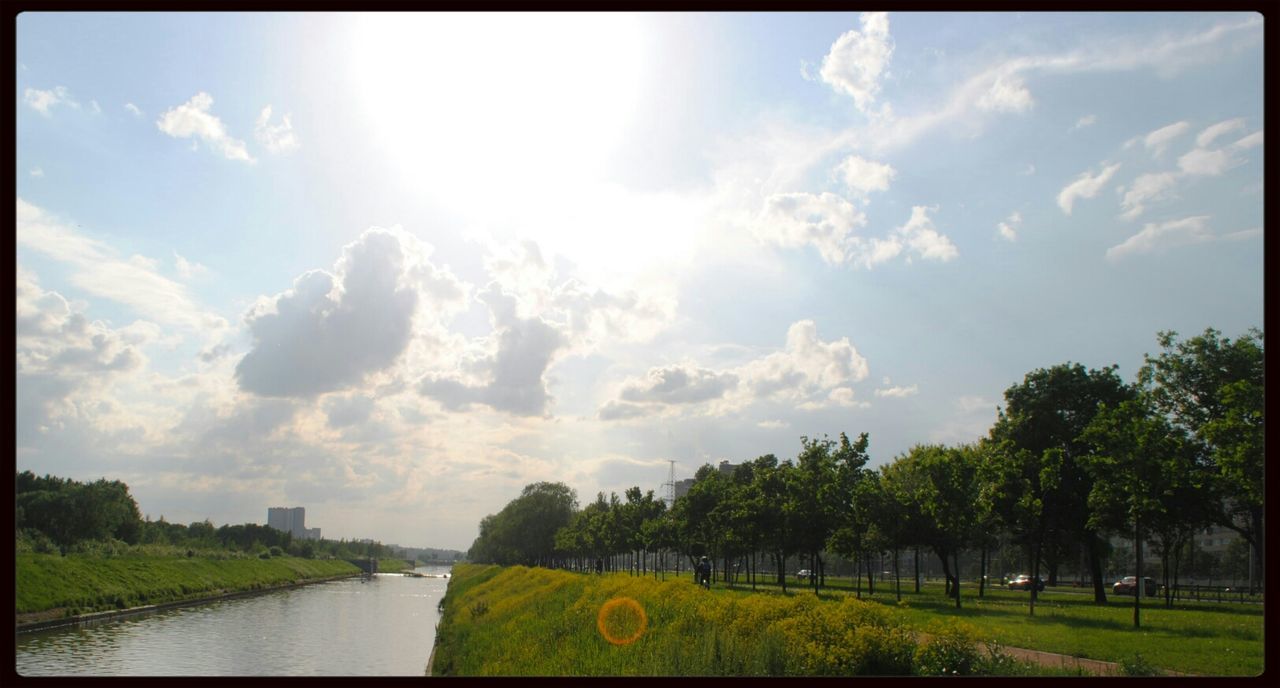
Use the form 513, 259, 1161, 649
14, 12, 1264, 551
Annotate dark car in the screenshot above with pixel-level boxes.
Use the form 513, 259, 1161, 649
1007, 574, 1045, 591
1113, 576, 1158, 596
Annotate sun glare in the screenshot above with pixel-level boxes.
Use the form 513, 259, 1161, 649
347, 13, 646, 202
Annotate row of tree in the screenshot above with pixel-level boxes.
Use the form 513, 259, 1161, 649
16, 472, 398, 562
466, 328, 1263, 623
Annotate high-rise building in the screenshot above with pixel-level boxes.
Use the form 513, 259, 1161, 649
267, 506, 321, 540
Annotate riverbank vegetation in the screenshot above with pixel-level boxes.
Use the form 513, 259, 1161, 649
435, 564, 1262, 676
466, 329, 1262, 624
16, 553, 359, 622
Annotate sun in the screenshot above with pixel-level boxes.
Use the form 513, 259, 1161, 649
345, 13, 647, 206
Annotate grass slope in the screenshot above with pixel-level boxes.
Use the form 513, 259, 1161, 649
16, 553, 359, 619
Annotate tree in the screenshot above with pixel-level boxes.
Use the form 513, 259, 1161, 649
467, 482, 578, 567
988, 363, 1135, 605
1139, 328, 1264, 592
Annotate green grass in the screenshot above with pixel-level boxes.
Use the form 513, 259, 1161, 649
434, 566, 1263, 676
375, 558, 411, 573
713, 575, 1264, 676
16, 553, 360, 619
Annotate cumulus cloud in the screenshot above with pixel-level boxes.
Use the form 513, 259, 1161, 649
891, 205, 957, 263
833, 155, 896, 196
255, 105, 299, 154
599, 320, 871, 420
1056, 163, 1121, 215
1177, 128, 1262, 176
236, 226, 466, 398
1142, 121, 1190, 157
757, 191, 867, 264
875, 383, 918, 398
419, 284, 566, 417
1118, 172, 1179, 220
24, 86, 78, 115
16, 198, 227, 333
174, 251, 208, 279
618, 365, 740, 405
997, 211, 1022, 242
820, 12, 894, 113
156, 92, 255, 163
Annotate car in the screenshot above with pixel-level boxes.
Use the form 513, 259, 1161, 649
1112, 576, 1158, 596
796, 569, 811, 580
1007, 574, 1045, 591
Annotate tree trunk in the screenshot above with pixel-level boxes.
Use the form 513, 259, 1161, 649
954, 550, 962, 609
1134, 513, 1142, 629
914, 547, 921, 593
866, 552, 875, 595
894, 547, 901, 602
1087, 530, 1108, 604
979, 546, 987, 598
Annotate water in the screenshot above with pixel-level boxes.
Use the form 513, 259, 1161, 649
15, 565, 452, 676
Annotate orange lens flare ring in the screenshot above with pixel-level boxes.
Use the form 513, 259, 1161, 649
596, 596, 648, 646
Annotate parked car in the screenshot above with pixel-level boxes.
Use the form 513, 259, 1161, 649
1007, 574, 1045, 591
796, 569, 811, 580
1112, 576, 1158, 596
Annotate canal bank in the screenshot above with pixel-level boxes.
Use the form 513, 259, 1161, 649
17, 571, 361, 633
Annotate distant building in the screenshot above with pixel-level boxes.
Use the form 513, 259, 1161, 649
673, 478, 696, 500
267, 506, 321, 540
673, 460, 741, 500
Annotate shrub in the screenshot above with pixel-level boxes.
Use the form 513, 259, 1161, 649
1119, 652, 1160, 676
914, 621, 985, 676
269, 546, 284, 557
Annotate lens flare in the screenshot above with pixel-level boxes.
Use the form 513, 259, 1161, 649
596, 596, 648, 646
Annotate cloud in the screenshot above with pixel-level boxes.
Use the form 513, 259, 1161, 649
90, 100, 101, 115
29, 168, 44, 178
757, 419, 790, 429
1056, 163, 1121, 215
1072, 114, 1098, 131
820, 11, 894, 113
255, 105, 299, 154
419, 284, 567, 417
1142, 121, 1191, 157
597, 400, 651, 421
617, 364, 740, 405
833, 155, 896, 196
1196, 118, 1247, 148
156, 92, 255, 163
756, 191, 866, 264
124, 102, 143, 117
739, 320, 869, 404
891, 205, 957, 263
875, 384, 918, 398
16, 198, 227, 333
996, 211, 1021, 242
24, 86, 78, 116
1177, 129, 1263, 176
1105, 215, 1230, 261
174, 251, 209, 279
1118, 172, 1179, 220
976, 74, 1033, 113
236, 226, 466, 398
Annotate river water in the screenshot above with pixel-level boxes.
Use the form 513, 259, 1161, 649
15, 565, 451, 676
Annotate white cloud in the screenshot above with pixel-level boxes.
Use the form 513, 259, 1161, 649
799, 59, 816, 82
16, 198, 227, 333
156, 92, 255, 163
90, 100, 101, 115
1196, 118, 1246, 148
1143, 121, 1190, 157
819, 11, 894, 113
1057, 163, 1121, 215
24, 86, 78, 116
1118, 172, 1179, 221
976, 73, 1033, 113
174, 251, 209, 279
1177, 129, 1262, 176
875, 383, 918, 398
1072, 114, 1098, 130
996, 211, 1021, 242
757, 191, 866, 264
1106, 216, 1216, 261
757, 419, 790, 430
739, 320, 869, 404
255, 105, 299, 154
1021, 164, 1036, 176
833, 155, 896, 196
237, 226, 466, 398
124, 102, 143, 117
617, 364, 740, 405
889, 205, 957, 263
29, 168, 44, 178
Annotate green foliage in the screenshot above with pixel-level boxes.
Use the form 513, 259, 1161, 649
1118, 652, 1160, 676
16, 472, 144, 548
468, 482, 578, 566
914, 622, 984, 675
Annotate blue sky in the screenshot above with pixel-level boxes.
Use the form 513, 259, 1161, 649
15, 12, 1264, 550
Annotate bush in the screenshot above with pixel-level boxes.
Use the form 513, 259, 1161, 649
259, 551, 272, 559
914, 621, 985, 676
1119, 652, 1160, 676
269, 546, 284, 557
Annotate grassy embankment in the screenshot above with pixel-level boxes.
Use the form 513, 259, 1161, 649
432, 564, 1040, 676
375, 558, 411, 573
433, 565, 1263, 676
16, 553, 360, 624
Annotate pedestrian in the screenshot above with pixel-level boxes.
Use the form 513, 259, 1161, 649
696, 556, 712, 589
596, 557, 604, 575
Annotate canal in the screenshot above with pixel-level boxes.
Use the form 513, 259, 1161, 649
16, 564, 451, 676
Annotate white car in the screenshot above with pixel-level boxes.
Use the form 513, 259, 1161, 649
796, 569, 811, 580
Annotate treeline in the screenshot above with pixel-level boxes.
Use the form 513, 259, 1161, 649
16, 472, 397, 561
467, 328, 1263, 611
